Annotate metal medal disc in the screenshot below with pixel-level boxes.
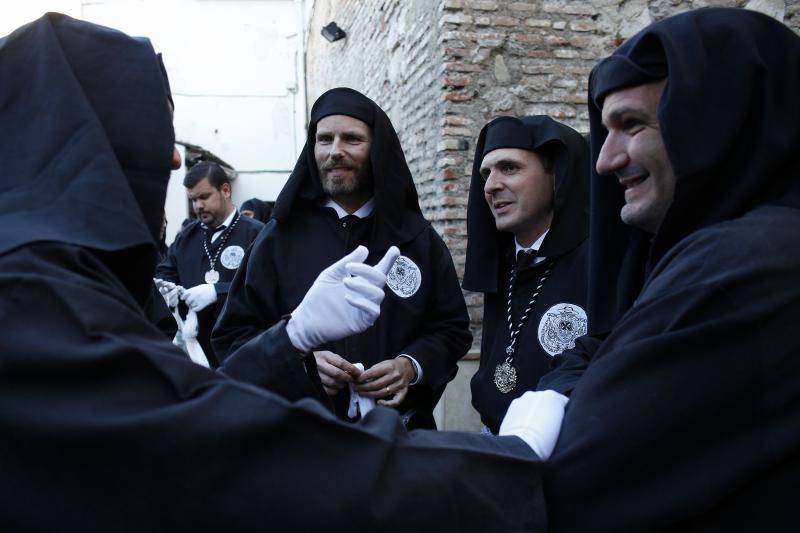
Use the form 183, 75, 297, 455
204, 269, 220, 284
494, 361, 517, 394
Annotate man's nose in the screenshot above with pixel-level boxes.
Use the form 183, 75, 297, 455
596, 132, 628, 176
329, 138, 345, 159
484, 170, 503, 195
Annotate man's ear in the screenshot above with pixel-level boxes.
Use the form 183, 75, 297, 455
220, 182, 232, 199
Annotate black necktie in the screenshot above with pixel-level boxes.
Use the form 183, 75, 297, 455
340, 215, 357, 229
206, 224, 226, 247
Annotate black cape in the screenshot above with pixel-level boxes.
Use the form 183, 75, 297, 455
464, 116, 589, 432
213, 88, 471, 428
0, 15, 546, 531
544, 8, 800, 530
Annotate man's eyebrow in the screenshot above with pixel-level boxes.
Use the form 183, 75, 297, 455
602, 105, 645, 127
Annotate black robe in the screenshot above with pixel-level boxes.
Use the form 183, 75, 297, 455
0, 14, 545, 532
213, 88, 471, 429
543, 8, 800, 530
463, 115, 590, 432
214, 204, 471, 428
472, 243, 588, 433
546, 205, 800, 531
0, 243, 547, 532
155, 213, 263, 366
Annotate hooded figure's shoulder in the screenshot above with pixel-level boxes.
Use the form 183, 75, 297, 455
643, 205, 800, 302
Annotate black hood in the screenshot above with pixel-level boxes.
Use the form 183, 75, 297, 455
463, 115, 589, 293
586, 7, 800, 333
240, 198, 273, 224
0, 13, 175, 302
272, 87, 429, 252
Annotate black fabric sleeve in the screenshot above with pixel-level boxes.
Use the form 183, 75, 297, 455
212, 224, 282, 360
220, 320, 331, 407
536, 333, 605, 395
154, 235, 181, 284
0, 243, 546, 532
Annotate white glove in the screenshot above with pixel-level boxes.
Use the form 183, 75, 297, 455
154, 278, 183, 308
499, 390, 569, 461
181, 283, 218, 312
286, 245, 400, 353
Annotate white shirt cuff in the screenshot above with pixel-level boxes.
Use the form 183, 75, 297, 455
397, 354, 423, 385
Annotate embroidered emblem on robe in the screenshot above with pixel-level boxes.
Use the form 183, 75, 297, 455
386, 255, 421, 298
537, 303, 588, 356
220, 245, 245, 270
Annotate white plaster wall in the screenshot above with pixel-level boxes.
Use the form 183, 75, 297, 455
3, 0, 306, 245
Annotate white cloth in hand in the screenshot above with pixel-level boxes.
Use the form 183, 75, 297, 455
181, 283, 217, 312
286, 245, 400, 353
154, 278, 183, 308
499, 390, 569, 461
180, 309, 210, 368
347, 363, 376, 419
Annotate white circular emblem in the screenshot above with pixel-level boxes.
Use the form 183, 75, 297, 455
386, 255, 422, 298
220, 245, 245, 270
537, 303, 588, 356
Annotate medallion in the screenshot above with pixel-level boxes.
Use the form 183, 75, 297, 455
204, 269, 220, 284
493, 360, 517, 394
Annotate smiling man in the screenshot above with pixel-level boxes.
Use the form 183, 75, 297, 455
213, 87, 471, 429
463, 116, 589, 434
155, 161, 264, 366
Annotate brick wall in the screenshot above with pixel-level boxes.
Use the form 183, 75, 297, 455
306, 0, 798, 354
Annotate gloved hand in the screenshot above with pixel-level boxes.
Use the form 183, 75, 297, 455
181, 283, 218, 312
499, 390, 569, 461
286, 245, 400, 353
154, 278, 183, 308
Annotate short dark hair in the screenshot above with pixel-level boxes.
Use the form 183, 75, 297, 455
183, 161, 230, 189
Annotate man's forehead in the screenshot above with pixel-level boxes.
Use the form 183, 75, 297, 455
316, 113, 371, 133
601, 80, 666, 122
481, 147, 534, 168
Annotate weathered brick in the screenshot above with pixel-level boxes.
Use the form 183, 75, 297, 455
443, 0, 464, 8
553, 20, 567, 30
443, 126, 473, 136
437, 155, 465, 168
508, 2, 537, 11
442, 13, 473, 24
468, 0, 499, 10
445, 61, 484, 72
570, 20, 596, 32
492, 16, 520, 26
445, 91, 475, 102
512, 34, 544, 44
444, 47, 471, 58
437, 138, 470, 151
542, 1, 597, 16
475, 16, 491, 26
444, 115, 473, 126
443, 75, 472, 87
525, 18, 551, 27
553, 47, 579, 59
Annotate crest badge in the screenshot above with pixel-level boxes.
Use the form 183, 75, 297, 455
537, 303, 588, 356
220, 245, 245, 270
386, 255, 422, 298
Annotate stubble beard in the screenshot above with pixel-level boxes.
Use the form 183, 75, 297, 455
320, 162, 373, 202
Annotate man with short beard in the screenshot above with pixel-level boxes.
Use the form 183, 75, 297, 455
213, 88, 471, 429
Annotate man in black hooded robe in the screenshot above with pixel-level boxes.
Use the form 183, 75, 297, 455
0, 14, 561, 532
213, 88, 472, 429
539, 7, 800, 531
155, 161, 264, 367
463, 116, 589, 435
